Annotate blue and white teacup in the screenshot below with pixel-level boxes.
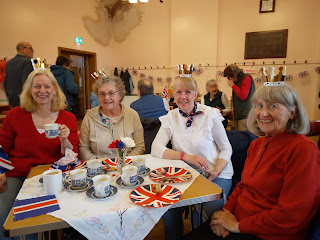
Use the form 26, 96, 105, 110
132, 158, 146, 175
87, 159, 102, 177
92, 175, 110, 198
121, 165, 138, 186
44, 123, 60, 139
69, 169, 87, 190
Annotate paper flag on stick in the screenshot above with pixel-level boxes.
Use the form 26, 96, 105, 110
0, 145, 13, 174
13, 195, 60, 221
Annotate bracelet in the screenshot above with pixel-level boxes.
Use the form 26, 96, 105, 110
180, 152, 185, 161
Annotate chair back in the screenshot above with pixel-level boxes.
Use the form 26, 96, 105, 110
310, 207, 320, 240
140, 118, 161, 154
226, 130, 258, 196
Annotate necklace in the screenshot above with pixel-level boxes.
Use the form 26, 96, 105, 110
256, 136, 273, 156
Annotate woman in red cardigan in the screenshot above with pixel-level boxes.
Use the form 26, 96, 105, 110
185, 83, 320, 240
0, 68, 78, 239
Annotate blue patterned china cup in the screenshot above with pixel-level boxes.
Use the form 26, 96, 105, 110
87, 159, 102, 177
132, 158, 146, 175
92, 175, 110, 198
69, 169, 87, 190
121, 166, 138, 186
44, 123, 60, 139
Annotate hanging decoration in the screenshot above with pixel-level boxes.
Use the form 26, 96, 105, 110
254, 77, 263, 84
298, 71, 309, 78
157, 77, 162, 82
315, 67, 320, 74
132, 69, 138, 75
148, 76, 154, 81
217, 71, 224, 77
284, 75, 293, 81
139, 73, 145, 78
166, 77, 172, 82
194, 68, 203, 75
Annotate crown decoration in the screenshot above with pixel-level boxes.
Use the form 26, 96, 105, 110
33, 57, 46, 69
264, 82, 284, 87
177, 64, 193, 77
90, 68, 106, 80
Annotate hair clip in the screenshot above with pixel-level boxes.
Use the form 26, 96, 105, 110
264, 82, 284, 87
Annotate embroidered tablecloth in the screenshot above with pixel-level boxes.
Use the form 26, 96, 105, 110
17, 155, 199, 240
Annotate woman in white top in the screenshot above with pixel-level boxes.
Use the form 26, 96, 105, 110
151, 76, 233, 240
201, 79, 231, 128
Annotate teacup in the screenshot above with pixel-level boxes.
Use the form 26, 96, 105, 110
87, 159, 102, 177
44, 123, 60, 139
121, 165, 138, 186
34, 169, 62, 195
92, 175, 110, 198
132, 158, 146, 175
69, 169, 87, 190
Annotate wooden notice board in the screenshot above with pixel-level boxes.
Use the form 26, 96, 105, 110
244, 29, 288, 59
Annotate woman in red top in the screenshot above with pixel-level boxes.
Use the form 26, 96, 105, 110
0, 69, 78, 239
185, 83, 320, 240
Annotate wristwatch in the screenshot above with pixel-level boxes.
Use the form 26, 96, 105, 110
180, 152, 185, 161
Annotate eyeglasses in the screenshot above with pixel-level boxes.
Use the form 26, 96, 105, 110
98, 91, 118, 98
24, 47, 33, 51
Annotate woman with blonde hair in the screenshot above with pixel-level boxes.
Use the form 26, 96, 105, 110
79, 75, 144, 160
151, 76, 233, 240
0, 68, 78, 239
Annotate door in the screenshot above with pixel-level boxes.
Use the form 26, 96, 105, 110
58, 47, 97, 120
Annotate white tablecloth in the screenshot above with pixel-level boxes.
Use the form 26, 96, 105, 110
17, 155, 199, 240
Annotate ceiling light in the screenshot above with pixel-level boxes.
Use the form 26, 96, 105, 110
140, 0, 149, 2
129, 0, 138, 3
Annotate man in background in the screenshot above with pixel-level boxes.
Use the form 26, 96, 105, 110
50, 56, 79, 115
130, 79, 168, 119
4, 41, 34, 107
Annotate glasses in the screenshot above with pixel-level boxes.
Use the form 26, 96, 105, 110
98, 91, 118, 98
24, 47, 33, 51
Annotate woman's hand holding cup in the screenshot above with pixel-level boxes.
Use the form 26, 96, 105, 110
58, 124, 70, 143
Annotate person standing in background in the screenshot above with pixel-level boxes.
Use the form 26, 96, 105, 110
50, 56, 79, 113
223, 64, 255, 131
4, 41, 34, 108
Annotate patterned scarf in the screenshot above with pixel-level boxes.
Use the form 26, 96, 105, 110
179, 103, 203, 127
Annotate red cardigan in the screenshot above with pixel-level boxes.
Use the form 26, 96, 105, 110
224, 132, 320, 240
0, 107, 79, 177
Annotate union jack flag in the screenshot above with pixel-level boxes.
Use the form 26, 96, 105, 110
162, 85, 168, 99
130, 184, 181, 208
13, 195, 60, 221
0, 146, 13, 174
149, 167, 192, 184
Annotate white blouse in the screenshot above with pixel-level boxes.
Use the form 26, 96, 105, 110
151, 104, 233, 179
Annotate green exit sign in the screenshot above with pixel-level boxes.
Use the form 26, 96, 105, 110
75, 37, 83, 44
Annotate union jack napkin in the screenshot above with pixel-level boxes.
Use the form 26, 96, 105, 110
13, 195, 60, 221
0, 145, 13, 174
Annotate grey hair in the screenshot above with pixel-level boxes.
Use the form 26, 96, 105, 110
206, 79, 218, 92
92, 75, 126, 102
138, 79, 154, 96
247, 83, 310, 136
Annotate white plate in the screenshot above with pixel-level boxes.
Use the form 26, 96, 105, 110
138, 167, 150, 176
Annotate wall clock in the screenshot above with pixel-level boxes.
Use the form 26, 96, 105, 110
260, 0, 275, 13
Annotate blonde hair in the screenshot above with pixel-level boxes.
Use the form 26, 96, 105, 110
20, 69, 67, 112
247, 84, 310, 136
92, 75, 126, 102
173, 76, 198, 92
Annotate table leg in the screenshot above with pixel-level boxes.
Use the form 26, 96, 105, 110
189, 205, 194, 231
199, 203, 203, 225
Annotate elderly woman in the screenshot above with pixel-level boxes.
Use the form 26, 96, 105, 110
201, 79, 231, 128
79, 75, 144, 160
185, 83, 320, 240
151, 76, 233, 240
0, 69, 78, 239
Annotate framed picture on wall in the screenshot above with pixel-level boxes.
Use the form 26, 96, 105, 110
244, 29, 288, 59
260, 0, 275, 13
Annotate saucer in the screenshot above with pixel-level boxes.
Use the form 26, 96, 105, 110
116, 176, 144, 188
86, 185, 118, 200
63, 179, 93, 192
87, 168, 108, 178
138, 167, 150, 176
